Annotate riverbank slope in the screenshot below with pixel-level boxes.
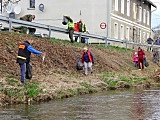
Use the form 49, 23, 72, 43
0, 31, 159, 106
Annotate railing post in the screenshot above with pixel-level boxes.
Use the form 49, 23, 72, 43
125, 41, 128, 50
9, 18, 12, 32
79, 32, 82, 43
105, 37, 108, 47
48, 25, 51, 38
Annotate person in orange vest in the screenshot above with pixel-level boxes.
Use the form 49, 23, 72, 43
17, 38, 46, 84
81, 47, 94, 75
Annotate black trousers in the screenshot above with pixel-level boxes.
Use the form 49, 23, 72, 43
69, 29, 74, 43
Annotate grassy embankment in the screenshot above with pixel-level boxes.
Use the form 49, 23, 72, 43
0, 31, 160, 106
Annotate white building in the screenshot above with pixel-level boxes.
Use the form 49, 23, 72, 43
0, 0, 156, 44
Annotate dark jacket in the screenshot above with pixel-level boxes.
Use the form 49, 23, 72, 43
20, 14, 33, 22
17, 41, 31, 64
17, 41, 42, 64
147, 38, 153, 44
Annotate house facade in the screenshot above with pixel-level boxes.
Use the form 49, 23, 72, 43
111, 0, 156, 45
0, 0, 156, 44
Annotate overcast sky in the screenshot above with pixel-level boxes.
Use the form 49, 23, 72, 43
151, 0, 160, 28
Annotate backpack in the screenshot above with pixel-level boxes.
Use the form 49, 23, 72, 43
26, 62, 32, 79
76, 57, 83, 70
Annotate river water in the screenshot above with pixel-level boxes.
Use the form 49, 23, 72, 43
0, 88, 160, 120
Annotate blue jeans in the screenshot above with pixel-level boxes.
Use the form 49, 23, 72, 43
85, 38, 89, 44
19, 63, 26, 83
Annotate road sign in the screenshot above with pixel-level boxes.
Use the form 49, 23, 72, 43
100, 22, 107, 29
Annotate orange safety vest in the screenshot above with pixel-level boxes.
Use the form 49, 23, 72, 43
81, 50, 93, 63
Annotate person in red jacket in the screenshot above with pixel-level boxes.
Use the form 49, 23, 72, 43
81, 47, 94, 75
137, 47, 145, 70
74, 22, 80, 42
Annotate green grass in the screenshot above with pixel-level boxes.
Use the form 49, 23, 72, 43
79, 82, 91, 89
119, 76, 131, 83
50, 38, 70, 44
132, 77, 147, 84
3, 81, 42, 98
94, 44, 132, 53
103, 72, 114, 77
106, 80, 118, 87
56, 89, 65, 99
5, 75, 17, 86
50, 37, 84, 47
5, 88, 20, 97
67, 89, 78, 96
25, 82, 42, 98
79, 82, 98, 93
102, 72, 150, 88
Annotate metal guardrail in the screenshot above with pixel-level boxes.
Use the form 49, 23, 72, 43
0, 15, 160, 50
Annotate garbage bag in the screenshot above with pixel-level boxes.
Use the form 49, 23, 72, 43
76, 57, 83, 70
26, 62, 32, 79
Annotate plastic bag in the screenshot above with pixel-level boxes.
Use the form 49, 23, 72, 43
76, 57, 83, 70
26, 62, 32, 79
144, 57, 149, 67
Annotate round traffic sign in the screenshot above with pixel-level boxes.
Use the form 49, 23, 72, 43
100, 22, 107, 29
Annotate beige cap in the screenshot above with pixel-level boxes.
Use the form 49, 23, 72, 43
83, 47, 88, 50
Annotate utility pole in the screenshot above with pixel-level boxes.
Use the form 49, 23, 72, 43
0, 0, 2, 15
106, 0, 111, 46
151, 2, 157, 38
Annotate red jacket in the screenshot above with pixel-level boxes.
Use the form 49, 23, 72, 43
74, 22, 80, 32
81, 50, 93, 63
138, 50, 145, 59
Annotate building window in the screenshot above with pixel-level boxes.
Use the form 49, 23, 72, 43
143, 9, 146, 23
127, 0, 130, 16
133, 3, 137, 19
114, 23, 118, 39
138, 6, 142, 22
147, 33, 149, 39
30, 0, 35, 8
121, 0, 124, 14
115, 0, 118, 11
120, 25, 124, 40
139, 30, 142, 43
143, 32, 146, 43
147, 11, 150, 25
126, 27, 129, 40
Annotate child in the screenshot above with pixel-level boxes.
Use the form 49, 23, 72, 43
133, 52, 138, 68
85, 31, 89, 45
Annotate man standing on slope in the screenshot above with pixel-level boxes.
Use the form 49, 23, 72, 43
20, 14, 35, 34
17, 38, 45, 84
62, 15, 74, 43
